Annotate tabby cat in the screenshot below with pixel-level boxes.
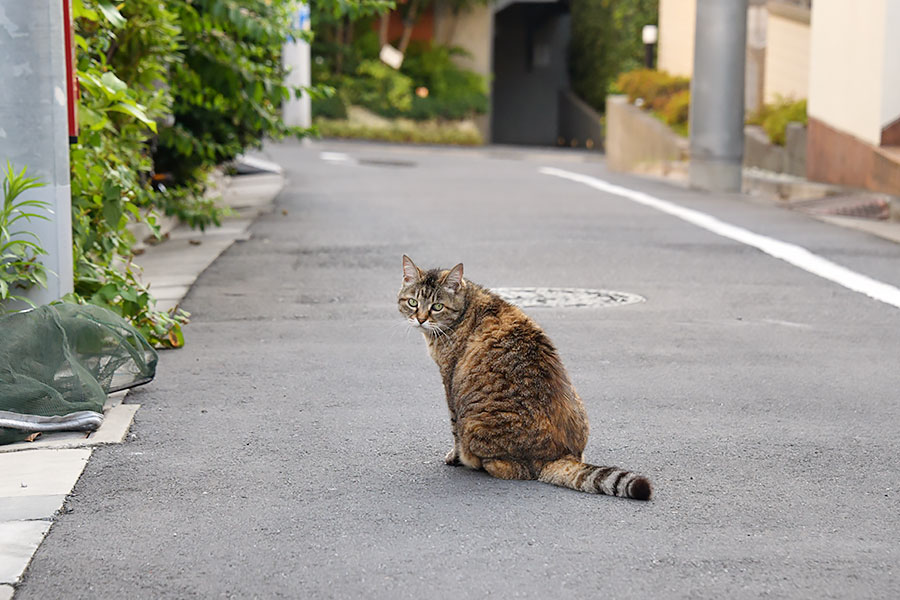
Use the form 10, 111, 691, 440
397, 256, 652, 501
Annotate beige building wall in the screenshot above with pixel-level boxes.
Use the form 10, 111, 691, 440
763, 5, 810, 103
808, 0, 888, 145
433, 2, 494, 139
658, 0, 696, 77
433, 3, 493, 80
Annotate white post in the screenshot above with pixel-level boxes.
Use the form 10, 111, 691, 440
283, 1, 312, 129
0, 1, 74, 306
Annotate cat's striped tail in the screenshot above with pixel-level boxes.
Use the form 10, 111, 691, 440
538, 457, 652, 500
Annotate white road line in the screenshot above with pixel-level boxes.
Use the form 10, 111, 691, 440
320, 152, 353, 163
540, 166, 900, 310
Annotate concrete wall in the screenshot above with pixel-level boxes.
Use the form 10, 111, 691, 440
605, 95, 688, 172
881, 1, 900, 134
808, 0, 887, 146
658, 0, 696, 77
763, 3, 810, 103
744, 123, 806, 176
558, 90, 604, 151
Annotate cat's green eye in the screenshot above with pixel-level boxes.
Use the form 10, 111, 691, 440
407, 298, 418, 308
432, 303, 444, 312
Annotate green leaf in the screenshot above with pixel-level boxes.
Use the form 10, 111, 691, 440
72, 0, 99, 21
94, 283, 119, 303
96, 1, 126, 28
102, 198, 122, 229
99, 72, 128, 96
108, 102, 158, 132
78, 106, 108, 130
119, 287, 138, 303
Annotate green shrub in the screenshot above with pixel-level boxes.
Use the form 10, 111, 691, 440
311, 10, 488, 123
315, 119, 482, 145
153, 0, 308, 185
659, 88, 690, 136
346, 60, 414, 117
614, 68, 690, 136
312, 92, 349, 120
401, 43, 488, 120
747, 97, 807, 146
72, 0, 188, 348
615, 69, 690, 109
68, 0, 386, 347
570, 0, 658, 113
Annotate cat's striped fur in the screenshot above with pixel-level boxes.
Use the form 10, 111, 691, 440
398, 256, 652, 501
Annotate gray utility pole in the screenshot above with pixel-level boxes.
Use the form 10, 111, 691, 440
0, 2, 74, 306
689, 0, 748, 192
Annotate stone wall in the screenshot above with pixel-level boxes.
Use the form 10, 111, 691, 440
743, 123, 806, 176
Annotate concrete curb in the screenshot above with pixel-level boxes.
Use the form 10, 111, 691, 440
0, 164, 284, 595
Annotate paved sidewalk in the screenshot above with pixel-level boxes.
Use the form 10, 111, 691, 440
0, 159, 283, 599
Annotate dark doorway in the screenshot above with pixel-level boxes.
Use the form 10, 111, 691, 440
491, 1, 571, 145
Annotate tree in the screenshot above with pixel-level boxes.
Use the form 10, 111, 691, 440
569, 0, 658, 113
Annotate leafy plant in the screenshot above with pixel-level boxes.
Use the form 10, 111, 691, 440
401, 43, 488, 120
614, 68, 690, 136
659, 88, 690, 136
153, 0, 312, 185
0, 163, 49, 307
314, 40, 488, 124
68, 0, 389, 346
348, 59, 415, 116
312, 93, 349, 120
72, 0, 188, 347
570, 0, 658, 113
63, 267, 186, 348
747, 97, 807, 146
315, 118, 482, 145
615, 69, 689, 109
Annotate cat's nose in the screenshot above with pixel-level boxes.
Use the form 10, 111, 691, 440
416, 313, 427, 324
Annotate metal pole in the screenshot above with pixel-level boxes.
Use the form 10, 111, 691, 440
644, 43, 655, 69
642, 25, 658, 70
0, 1, 74, 306
283, 1, 312, 129
689, 0, 748, 192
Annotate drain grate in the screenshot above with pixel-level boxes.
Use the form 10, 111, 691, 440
492, 287, 645, 308
790, 194, 892, 220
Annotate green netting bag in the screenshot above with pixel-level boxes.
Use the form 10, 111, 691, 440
0, 303, 157, 445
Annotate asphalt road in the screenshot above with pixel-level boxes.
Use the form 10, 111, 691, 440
18, 140, 900, 599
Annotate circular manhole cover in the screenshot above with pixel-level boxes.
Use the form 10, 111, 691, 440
492, 287, 644, 308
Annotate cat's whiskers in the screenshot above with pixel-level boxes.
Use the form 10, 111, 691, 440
389, 318, 416, 339
430, 322, 452, 345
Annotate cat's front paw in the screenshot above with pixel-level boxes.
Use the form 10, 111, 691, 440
444, 447, 461, 466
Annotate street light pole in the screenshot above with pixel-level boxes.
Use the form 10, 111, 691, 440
0, 1, 74, 306
689, 0, 748, 192
642, 25, 658, 70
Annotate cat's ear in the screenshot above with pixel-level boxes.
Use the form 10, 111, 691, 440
402, 255, 422, 285
442, 263, 465, 292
